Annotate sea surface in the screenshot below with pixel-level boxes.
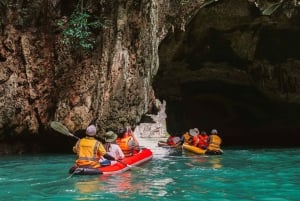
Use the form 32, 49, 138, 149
0, 138, 300, 201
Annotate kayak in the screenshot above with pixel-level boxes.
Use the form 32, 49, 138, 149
157, 140, 182, 149
69, 148, 153, 175
182, 143, 223, 155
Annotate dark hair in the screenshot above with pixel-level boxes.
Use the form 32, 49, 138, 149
117, 127, 126, 137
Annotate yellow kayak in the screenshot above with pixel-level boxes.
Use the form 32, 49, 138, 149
182, 143, 207, 154
182, 143, 223, 155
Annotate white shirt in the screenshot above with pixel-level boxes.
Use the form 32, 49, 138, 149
106, 143, 125, 160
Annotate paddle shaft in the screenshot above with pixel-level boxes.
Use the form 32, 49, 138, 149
50, 121, 80, 140
68, 133, 80, 140
117, 159, 133, 168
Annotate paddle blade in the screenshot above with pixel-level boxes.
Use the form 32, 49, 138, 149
50, 121, 70, 136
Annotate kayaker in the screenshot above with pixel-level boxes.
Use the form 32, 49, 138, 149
72, 125, 116, 168
196, 131, 209, 149
101, 131, 125, 165
166, 135, 182, 146
182, 128, 199, 145
190, 128, 201, 146
116, 126, 140, 157
206, 129, 223, 154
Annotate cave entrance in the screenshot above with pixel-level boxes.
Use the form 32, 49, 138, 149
152, 13, 300, 147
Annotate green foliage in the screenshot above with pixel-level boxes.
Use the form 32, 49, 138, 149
261, 1, 283, 15
58, 9, 100, 50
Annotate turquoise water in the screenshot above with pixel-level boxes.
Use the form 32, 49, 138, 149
1, 145, 300, 201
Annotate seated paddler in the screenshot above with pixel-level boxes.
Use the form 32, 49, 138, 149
72, 124, 116, 168
206, 129, 223, 154
116, 126, 140, 157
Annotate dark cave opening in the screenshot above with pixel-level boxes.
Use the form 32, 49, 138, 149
159, 80, 300, 147
255, 27, 300, 62
153, 19, 300, 147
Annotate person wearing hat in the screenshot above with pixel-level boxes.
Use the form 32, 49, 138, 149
190, 128, 201, 147
199, 131, 209, 149
166, 135, 182, 146
181, 128, 199, 145
103, 131, 125, 162
73, 125, 116, 168
206, 129, 223, 154
193, 130, 209, 149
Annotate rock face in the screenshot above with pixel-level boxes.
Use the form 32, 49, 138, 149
0, 0, 204, 153
154, 0, 300, 146
1, 0, 300, 154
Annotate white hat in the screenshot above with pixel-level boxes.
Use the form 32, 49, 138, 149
211, 129, 218, 134
189, 128, 199, 136
86, 125, 97, 136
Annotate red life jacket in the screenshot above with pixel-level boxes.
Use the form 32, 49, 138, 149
167, 136, 181, 145
197, 134, 209, 148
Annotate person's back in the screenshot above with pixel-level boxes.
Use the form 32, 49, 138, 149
103, 131, 125, 160
207, 129, 222, 152
182, 132, 192, 144
190, 128, 200, 146
197, 131, 209, 149
116, 127, 139, 157
73, 125, 109, 168
167, 135, 182, 146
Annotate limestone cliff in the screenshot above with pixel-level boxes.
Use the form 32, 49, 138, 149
0, 0, 204, 153
1, 0, 300, 154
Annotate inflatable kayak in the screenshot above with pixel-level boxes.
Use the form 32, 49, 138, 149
69, 148, 153, 175
182, 143, 223, 155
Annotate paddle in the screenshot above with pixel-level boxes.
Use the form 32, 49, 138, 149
50, 121, 142, 171
50, 121, 80, 140
117, 159, 133, 168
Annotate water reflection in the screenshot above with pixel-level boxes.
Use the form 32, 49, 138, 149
100, 171, 137, 193
75, 178, 101, 194
183, 151, 223, 169
74, 173, 136, 195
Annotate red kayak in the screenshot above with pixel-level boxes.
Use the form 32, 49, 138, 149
69, 148, 153, 175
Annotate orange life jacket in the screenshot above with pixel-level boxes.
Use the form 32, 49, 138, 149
182, 132, 192, 144
116, 136, 134, 157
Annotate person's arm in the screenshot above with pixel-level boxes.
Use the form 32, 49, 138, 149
127, 127, 139, 147
98, 141, 116, 160
131, 133, 139, 147
72, 140, 80, 153
103, 153, 116, 161
117, 145, 125, 159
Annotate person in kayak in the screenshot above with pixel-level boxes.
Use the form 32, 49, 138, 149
193, 130, 209, 149
72, 125, 115, 168
100, 131, 125, 165
206, 129, 223, 154
166, 135, 182, 146
182, 128, 199, 145
116, 126, 140, 157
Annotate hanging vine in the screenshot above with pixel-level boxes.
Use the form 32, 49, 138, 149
57, 0, 101, 51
